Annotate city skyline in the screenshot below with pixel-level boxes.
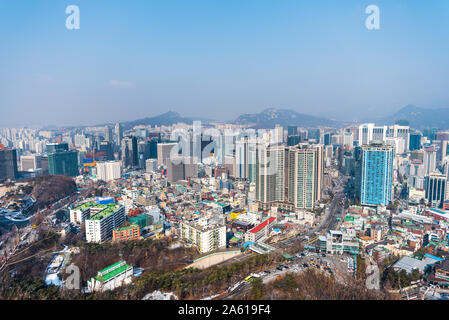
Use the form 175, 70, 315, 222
1, 0, 449, 128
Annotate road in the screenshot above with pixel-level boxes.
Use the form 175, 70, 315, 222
221, 173, 350, 299
276, 175, 348, 250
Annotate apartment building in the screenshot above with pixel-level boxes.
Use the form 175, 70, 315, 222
112, 224, 141, 242
85, 204, 126, 242
180, 218, 226, 253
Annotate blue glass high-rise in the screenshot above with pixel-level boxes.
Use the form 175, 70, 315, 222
359, 143, 394, 206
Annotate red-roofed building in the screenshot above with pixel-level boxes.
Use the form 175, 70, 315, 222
245, 217, 276, 243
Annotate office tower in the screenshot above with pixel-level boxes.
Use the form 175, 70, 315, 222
96, 161, 121, 182
425, 172, 446, 207
287, 144, 323, 209
41, 156, 49, 174
200, 135, 214, 162
437, 140, 449, 163
423, 128, 439, 141
121, 136, 138, 168
331, 135, 343, 145
94, 134, 103, 151
235, 139, 249, 180
423, 146, 437, 175
167, 157, 185, 183
145, 159, 158, 173
46, 142, 69, 153
0, 148, 18, 181
98, 141, 114, 161
288, 126, 298, 136
114, 123, 122, 146
104, 126, 113, 142
224, 155, 235, 178
435, 131, 449, 141
184, 157, 199, 179
358, 124, 375, 146
386, 125, 410, 151
85, 204, 126, 242
287, 135, 302, 147
273, 125, 284, 144
148, 137, 159, 159
343, 132, 354, 147
248, 142, 257, 183
358, 143, 394, 206
323, 133, 332, 146
385, 137, 406, 154
157, 142, 177, 168
138, 140, 151, 169
46, 143, 78, 177
255, 145, 285, 209
409, 133, 422, 151
20, 154, 42, 171
358, 123, 387, 145
308, 129, 321, 142
345, 126, 359, 142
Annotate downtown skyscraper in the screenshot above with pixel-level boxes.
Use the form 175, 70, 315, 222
358, 143, 394, 206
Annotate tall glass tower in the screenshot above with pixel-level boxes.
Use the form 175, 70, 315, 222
359, 143, 394, 206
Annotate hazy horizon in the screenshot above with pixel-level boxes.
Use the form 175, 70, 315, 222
1, 0, 449, 128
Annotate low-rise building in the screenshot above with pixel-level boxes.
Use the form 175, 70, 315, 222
87, 260, 133, 292
113, 224, 141, 242
244, 216, 276, 243
318, 230, 359, 255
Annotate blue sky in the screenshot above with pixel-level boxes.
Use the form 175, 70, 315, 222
1, 0, 448, 127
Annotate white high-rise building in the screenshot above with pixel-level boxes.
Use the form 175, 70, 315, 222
343, 132, 354, 147
235, 138, 249, 180
96, 161, 121, 182
145, 158, 158, 172
157, 142, 177, 168
358, 123, 409, 151
85, 204, 126, 243
20, 154, 42, 171
423, 146, 437, 176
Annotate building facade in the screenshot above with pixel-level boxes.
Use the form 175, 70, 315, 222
359, 143, 394, 206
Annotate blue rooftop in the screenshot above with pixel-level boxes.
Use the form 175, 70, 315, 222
424, 253, 444, 261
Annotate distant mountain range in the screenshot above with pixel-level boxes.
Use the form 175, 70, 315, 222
232, 108, 342, 129
120, 111, 193, 130
113, 105, 449, 131
118, 108, 342, 130
374, 105, 449, 130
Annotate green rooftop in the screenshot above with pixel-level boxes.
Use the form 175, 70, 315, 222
88, 204, 121, 221
94, 260, 132, 283
114, 224, 139, 232
73, 201, 97, 211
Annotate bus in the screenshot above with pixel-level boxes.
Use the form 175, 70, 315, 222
244, 276, 253, 283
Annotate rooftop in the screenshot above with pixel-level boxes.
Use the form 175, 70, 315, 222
88, 204, 121, 221
73, 201, 97, 211
94, 260, 132, 282
248, 217, 275, 234
114, 224, 139, 232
